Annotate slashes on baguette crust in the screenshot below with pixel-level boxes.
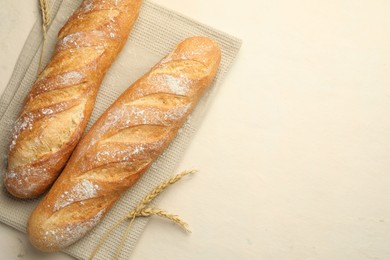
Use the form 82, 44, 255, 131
5, 0, 142, 198
28, 36, 221, 252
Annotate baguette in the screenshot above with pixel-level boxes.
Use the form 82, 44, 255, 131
5, 0, 142, 198
28, 36, 221, 252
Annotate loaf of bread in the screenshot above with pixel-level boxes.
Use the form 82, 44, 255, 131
27, 36, 221, 252
5, 0, 142, 198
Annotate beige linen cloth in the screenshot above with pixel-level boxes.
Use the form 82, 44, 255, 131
0, 0, 241, 259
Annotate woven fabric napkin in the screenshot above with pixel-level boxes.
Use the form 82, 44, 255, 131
0, 0, 241, 259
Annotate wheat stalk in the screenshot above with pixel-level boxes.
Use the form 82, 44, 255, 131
134, 169, 197, 212
90, 170, 197, 260
37, 0, 51, 76
135, 207, 190, 232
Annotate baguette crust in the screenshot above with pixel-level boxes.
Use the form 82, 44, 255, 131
28, 37, 221, 252
5, 0, 142, 198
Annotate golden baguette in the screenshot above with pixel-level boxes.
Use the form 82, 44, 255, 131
28, 36, 221, 252
5, 0, 142, 198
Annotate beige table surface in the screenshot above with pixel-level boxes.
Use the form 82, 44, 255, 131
1, 0, 390, 259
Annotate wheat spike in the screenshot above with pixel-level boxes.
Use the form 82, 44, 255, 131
37, 0, 51, 76
90, 170, 196, 260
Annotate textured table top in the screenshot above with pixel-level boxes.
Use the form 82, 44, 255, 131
1, 0, 390, 259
